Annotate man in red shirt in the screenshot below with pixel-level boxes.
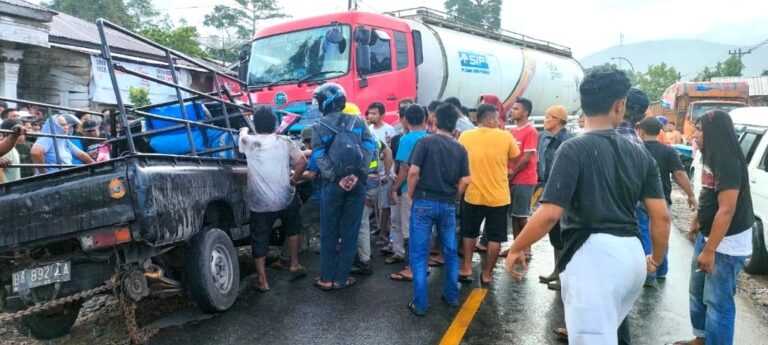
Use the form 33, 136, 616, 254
502, 97, 538, 259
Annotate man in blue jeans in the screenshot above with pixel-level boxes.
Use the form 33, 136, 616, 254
673, 110, 754, 345
405, 103, 470, 315
310, 84, 377, 290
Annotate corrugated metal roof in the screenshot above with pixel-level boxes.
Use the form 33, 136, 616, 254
0, 0, 55, 13
50, 11, 165, 58
711, 76, 768, 97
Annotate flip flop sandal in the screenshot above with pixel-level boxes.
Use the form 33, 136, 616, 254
458, 274, 474, 283
313, 280, 334, 291
289, 267, 308, 281
428, 259, 444, 267
553, 328, 568, 341
256, 285, 271, 293
408, 302, 426, 316
498, 250, 509, 257
333, 277, 357, 290
474, 244, 487, 253
389, 272, 412, 282
481, 275, 492, 285
385, 255, 405, 264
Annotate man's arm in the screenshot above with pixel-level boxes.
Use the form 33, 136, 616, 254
406, 165, 420, 201
673, 170, 697, 209
509, 151, 534, 178
644, 197, 671, 273
290, 150, 308, 186
31, 144, 46, 175
75, 151, 95, 164
311, 123, 334, 180
358, 118, 377, 175
390, 162, 409, 205
698, 189, 739, 273
505, 203, 563, 281
0, 125, 24, 156
381, 146, 394, 179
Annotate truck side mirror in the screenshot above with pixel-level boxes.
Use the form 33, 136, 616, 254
238, 44, 251, 82
356, 44, 371, 76
354, 27, 372, 45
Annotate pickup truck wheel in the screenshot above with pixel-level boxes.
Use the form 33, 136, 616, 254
745, 219, 768, 275
17, 302, 82, 340
185, 228, 240, 313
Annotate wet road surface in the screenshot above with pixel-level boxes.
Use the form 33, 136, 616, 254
149, 228, 768, 345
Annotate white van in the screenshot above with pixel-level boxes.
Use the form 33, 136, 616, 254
690, 107, 768, 274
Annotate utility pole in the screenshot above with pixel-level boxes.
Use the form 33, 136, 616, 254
728, 48, 751, 61
348, 0, 358, 10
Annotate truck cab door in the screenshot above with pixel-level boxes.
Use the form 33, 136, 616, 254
354, 27, 415, 124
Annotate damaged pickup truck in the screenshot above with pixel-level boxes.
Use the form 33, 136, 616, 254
0, 20, 296, 342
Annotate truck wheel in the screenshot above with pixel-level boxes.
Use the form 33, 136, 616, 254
17, 302, 82, 340
745, 219, 768, 275
185, 228, 240, 313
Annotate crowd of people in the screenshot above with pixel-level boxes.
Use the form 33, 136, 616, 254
239, 67, 753, 345
0, 101, 113, 182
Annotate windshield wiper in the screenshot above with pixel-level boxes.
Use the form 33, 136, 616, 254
298, 70, 345, 86
263, 77, 300, 89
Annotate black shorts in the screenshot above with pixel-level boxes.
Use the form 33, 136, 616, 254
250, 195, 303, 258
460, 201, 509, 243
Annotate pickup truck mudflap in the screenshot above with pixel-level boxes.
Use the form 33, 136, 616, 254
0, 164, 136, 249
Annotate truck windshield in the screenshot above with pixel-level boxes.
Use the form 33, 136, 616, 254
247, 25, 350, 87
691, 103, 745, 121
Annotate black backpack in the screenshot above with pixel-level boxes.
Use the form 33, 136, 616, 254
319, 115, 364, 179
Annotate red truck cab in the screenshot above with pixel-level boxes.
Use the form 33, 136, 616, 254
236, 11, 420, 132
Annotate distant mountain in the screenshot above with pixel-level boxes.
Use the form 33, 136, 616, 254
579, 40, 768, 80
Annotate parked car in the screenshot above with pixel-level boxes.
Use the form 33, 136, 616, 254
690, 107, 768, 274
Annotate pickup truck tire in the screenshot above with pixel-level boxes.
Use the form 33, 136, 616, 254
18, 302, 82, 340
745, 219, 768, 275
185, 228, 240, 313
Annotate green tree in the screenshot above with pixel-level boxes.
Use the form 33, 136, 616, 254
128, 86, 151, 107
45, 0, 134, 29
203, 5, 250, 63
584, 62, 636, 84
694, 55, 745, 81
444, 0, 503, 29
234, 0, 289, 38
634, 63, 679, 102
762, 69, 768, 76
140, 26, 207, 58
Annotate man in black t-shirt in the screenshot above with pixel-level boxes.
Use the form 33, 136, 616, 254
405, 104, 470, 316
637, 117, 697, 283
504, 69, 670, 344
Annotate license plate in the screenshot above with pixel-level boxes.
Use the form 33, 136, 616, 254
12, 262, 71, 292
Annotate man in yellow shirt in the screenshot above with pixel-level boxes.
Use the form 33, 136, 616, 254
458, 104, 520, 284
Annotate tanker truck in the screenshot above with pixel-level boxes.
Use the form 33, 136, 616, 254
233, 7, 584, 132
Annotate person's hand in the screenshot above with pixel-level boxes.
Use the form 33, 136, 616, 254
290, 177, 298, 186
697, 249, 716, 274
507, 169, 516, 181
687, 194, 697, 210
0, 157, 10, 168
646, 255, 659, 275
689, 219, 700, 241
390, 189, 398, 205
11, 124, 26, 137
504, 248, 528, 282
364, 197, 374, 208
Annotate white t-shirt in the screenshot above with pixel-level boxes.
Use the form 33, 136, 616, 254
369, 123, 396, 146
239, 133, 303, 213
707, 227, 753, 257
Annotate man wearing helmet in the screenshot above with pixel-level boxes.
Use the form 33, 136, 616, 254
310, 83, 377, 290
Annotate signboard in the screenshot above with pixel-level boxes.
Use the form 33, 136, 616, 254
459, 51, 490, 75
89, 56, 191, 105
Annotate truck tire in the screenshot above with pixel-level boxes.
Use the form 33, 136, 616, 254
745, 219, 768, 275
17, 302, 82, 340
185, 228, 240, 313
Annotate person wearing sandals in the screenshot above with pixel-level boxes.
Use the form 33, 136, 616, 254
458, 104, 520, 285
240, 106, 308, 292
405, 103, 471, 315
505, 69, 670, 344
672, 110, 754, 345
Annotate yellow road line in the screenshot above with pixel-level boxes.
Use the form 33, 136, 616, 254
439, 288, 488, 345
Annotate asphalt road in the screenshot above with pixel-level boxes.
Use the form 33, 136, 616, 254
149, 229, 768, 345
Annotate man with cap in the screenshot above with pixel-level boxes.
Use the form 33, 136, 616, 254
536, 105, 573, 290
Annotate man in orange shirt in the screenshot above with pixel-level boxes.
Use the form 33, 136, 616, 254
458, 104, 521, 284
501, 98, 539, 260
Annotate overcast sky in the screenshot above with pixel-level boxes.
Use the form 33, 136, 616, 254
35, 0, 768, 58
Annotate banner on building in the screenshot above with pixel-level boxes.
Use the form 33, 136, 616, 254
89, 56, 190, 105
